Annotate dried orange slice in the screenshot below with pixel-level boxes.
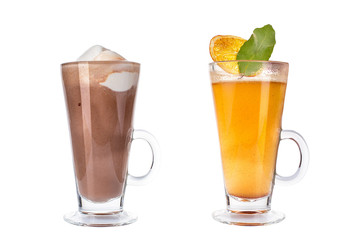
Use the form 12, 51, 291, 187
209, 35, 246, 74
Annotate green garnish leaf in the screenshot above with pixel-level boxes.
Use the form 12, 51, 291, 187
236, 24, 276, 76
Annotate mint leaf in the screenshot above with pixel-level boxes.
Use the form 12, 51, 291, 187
236, 24, 276, 76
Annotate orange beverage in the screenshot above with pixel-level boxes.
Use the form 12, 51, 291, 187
212, 80, 287, 199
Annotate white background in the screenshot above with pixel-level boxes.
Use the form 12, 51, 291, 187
0, 0, 359, 239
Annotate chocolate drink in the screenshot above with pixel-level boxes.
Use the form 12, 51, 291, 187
62, 61, 139, 202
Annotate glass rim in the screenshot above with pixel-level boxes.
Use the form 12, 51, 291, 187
61, 60, 140, 67
209, 60, 288, 66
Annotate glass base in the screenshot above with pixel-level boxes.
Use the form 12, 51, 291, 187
212, 209, 285, 226
64, 211, 137, 227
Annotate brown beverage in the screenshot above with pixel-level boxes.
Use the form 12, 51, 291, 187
62, 61, 139, 202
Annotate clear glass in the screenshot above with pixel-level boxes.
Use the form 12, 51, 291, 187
210, 60, 309, 226
61, 61, 160, 227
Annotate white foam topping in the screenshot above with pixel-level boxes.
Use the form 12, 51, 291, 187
210, 72, 287, 83
100, 72, 138, 92
210, 63, 288, 83
77, 45, 125, 61
77, 45, 138, 92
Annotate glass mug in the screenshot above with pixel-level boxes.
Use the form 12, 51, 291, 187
210, 60, 309, 226
61, 61, 160, 227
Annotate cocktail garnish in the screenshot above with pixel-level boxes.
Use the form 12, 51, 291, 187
209, 35, 247, 74
210, 24, 276, 76
236, 24, 276, 76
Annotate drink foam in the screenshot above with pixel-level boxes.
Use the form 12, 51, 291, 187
77, 45, 125, 61
77, 45, 137, 92
100, 72, 139, 92
210, 63, 288, 83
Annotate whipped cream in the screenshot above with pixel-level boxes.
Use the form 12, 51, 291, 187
77, 45, 125, 61
77, 45, 138, 92
100, 72, 138, 92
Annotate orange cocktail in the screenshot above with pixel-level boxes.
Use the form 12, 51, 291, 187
210, 27, 309, 226
212, 80, 286, 198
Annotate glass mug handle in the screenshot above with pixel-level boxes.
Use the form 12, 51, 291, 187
127, 129, 160, 186
275, 130, 309, 186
